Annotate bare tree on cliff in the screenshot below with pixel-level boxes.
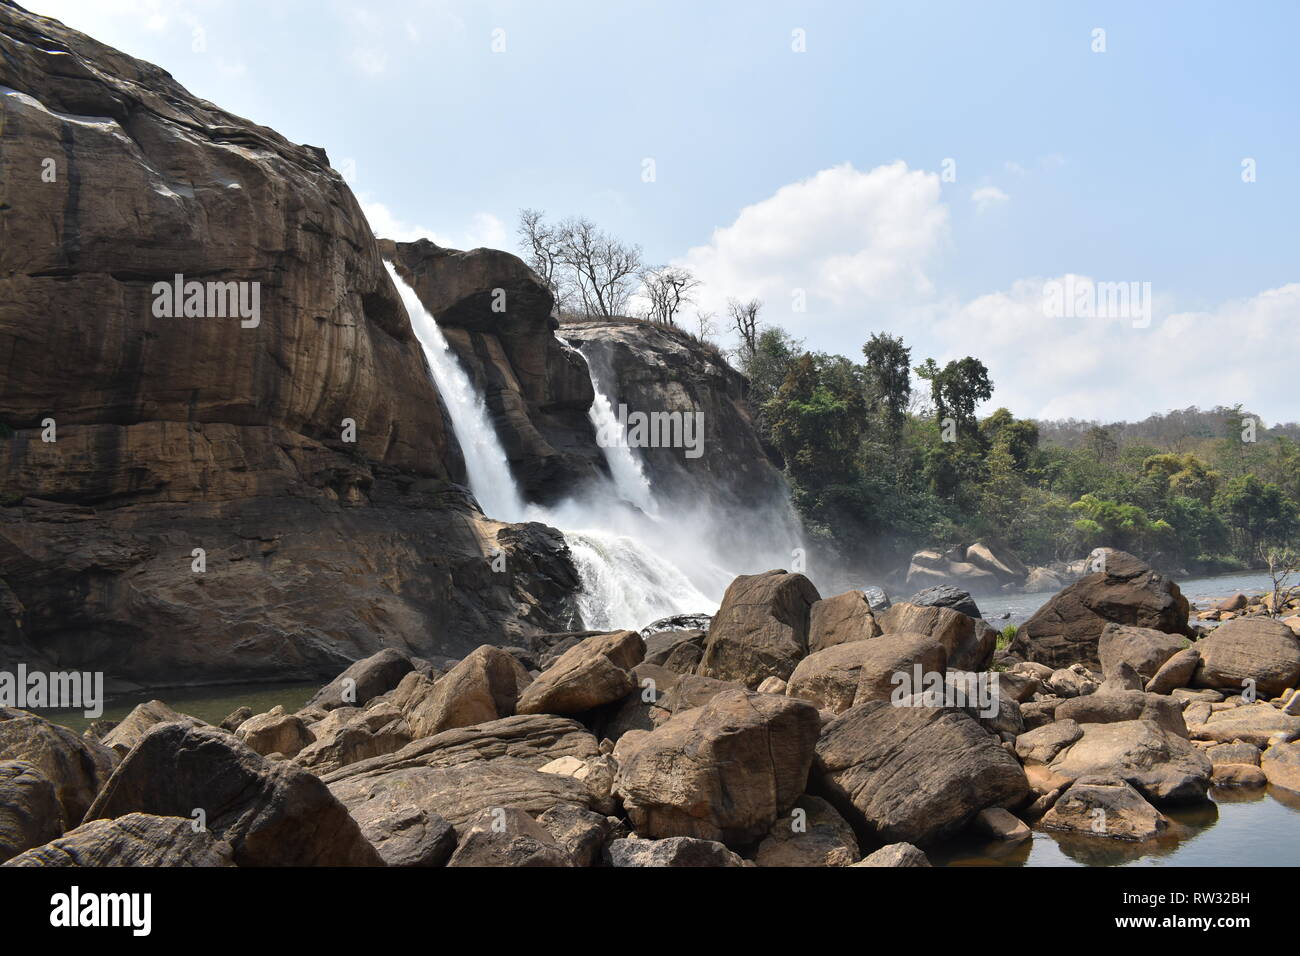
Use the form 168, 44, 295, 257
517, 208, 574, 314
639, 265, 699, 327
728, 297, 762, 362
555, 216, 642, 317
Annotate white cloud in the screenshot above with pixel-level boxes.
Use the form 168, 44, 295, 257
971, 185, 1010, 212
669, 160, 1297, 423
928, 278, 1300, 423
676, 161, 948, 328
360, 198, 507, 250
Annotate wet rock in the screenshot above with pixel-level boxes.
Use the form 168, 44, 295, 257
907, 585, 982, 619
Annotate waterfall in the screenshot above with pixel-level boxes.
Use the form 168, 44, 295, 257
386, 261, 525, 522
582, 348, 657, 515
388, 261, 717, 630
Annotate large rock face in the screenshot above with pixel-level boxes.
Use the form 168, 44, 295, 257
1011, 551, 1189, 670
0, 4, 584, 683
560, 319, 791, 512
812, 700, 1029, 846
697, 570, 821, 688
383, 239, 601, 502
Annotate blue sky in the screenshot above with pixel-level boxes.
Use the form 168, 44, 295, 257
28, 0, 1299, 423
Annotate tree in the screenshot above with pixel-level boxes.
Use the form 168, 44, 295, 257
639, 265, 699, 327
727, 298, 762, 362
861, 333, 912, 447
517, 208, 573, 312
555, 216, 643, 317
693, 309, 718, 342
1260, 545, 1300, 618
915, 356, 993, 430
517, 210, 642, 318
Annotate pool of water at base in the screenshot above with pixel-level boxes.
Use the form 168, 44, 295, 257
933, 785, 1300, 866
40, 681, 319, 735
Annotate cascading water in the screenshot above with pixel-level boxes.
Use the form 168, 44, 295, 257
388, 261, 717, 630
582, 348, 656, 516
386, 261, 525, 522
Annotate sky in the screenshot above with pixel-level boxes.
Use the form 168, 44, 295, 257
26, 0, 1300, 424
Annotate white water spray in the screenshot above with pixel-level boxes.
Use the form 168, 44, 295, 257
389, 262, 716, 629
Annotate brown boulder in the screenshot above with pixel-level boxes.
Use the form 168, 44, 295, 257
807, 590, 882, 654
697, 571, 821, 688
406, 645, 533, 737
1193, 618, 1300, 698
0, 709, 117, 828
0, 760, 63, 863
446, 806, 573, 867
813, 700, 1029, 846
83, 723, 382, 866
3, 813, 234, 867
786, 632, 946, 713
615, 689, 820, 845
753, 795, 859, 867
1098, 624, 1187, 682
878, 602, 997, 671
1011, 551, 1188, 669
516, 631, 643, 715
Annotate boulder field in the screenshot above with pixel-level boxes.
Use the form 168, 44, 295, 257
6, 551, 1296, 868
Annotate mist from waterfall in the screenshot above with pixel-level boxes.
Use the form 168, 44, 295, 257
390, 262, 718, 629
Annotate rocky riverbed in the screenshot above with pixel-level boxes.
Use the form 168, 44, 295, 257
4, 550, 1300, 867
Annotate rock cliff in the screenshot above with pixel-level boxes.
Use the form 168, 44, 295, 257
0, 2, 580, 685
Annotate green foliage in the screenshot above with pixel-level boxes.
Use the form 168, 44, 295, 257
748, 323, 1300, 575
